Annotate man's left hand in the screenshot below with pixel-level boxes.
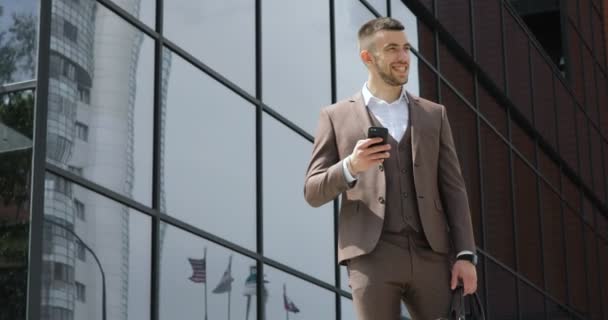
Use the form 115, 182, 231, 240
450, 260, 477, 295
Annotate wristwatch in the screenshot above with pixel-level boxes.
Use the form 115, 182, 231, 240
456, 253, 478, 266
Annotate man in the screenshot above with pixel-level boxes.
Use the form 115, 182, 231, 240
304, 17, 477, 319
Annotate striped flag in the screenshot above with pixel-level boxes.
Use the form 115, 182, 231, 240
283, 284, 300, 313
187, 257, 206, 283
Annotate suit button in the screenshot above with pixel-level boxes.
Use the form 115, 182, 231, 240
414, 162, 420, 167
402, 192, 408, 198
399, 145, 406, 151
379, 164, 384, 171
401, 169, 407, 174
378, 196, 385, 204
418, 195, 424, 199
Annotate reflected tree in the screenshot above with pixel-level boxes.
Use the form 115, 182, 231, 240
0, 4, 37, 83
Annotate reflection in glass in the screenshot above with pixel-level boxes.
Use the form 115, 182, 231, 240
46, 0, 154, 205
162, 48, 256, 250
263, 113, 334, 283
486, 260, 517, 319
41, 173, 151, 320
163, 0, 255, 94
0, 89, 34, 319
262, 0, 331, 134
159, 224, 257, 320
519, 281, 545, 320
264, 265, 334, 320
335, 0, 375, 99
540, 182, 567, 304
0, 0, 38, 85
563, 206, 587, 314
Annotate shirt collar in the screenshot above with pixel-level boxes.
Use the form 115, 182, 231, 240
361, 82, 409, 106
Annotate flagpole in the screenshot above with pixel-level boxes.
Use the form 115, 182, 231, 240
227, 255, 232, 320
284, 284, 288, 320
245, 295, 251, 320
204, 247, 208, 320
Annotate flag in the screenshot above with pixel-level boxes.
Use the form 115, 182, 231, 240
283, 284, 300, 313
187, 257, 206, 283
212, 256, 234, 294
243, 265, 268, 296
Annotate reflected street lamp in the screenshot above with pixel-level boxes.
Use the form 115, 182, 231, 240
43, 217, 106, 320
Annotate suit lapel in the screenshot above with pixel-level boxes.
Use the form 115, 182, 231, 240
349, 92, 373, 137
407, 92, 422, 165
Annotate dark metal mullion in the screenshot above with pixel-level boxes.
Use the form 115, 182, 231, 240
27, 0, 53, 318
254, 0, 265, 319
328, 1, 343, 319
595, 229, 605, 319
386, 0, 391, 17
358, 0, 382, 17
151, 0, 163, 318
0, 80, 37, 94
433, 0, 440, 103
95, 0, 158, 39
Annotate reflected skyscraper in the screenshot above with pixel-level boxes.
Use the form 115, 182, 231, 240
42, 0, 155, 319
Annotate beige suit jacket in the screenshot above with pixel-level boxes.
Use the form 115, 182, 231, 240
304, 91, 476, 264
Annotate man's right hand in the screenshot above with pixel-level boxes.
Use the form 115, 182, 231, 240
348, 138, 391, 175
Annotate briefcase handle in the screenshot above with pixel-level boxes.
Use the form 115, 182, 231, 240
448, 285, 485, 320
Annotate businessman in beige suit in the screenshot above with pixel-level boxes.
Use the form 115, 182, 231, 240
304, 18, 477, 319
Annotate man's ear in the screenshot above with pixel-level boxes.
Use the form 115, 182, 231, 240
360, 50, 373, 66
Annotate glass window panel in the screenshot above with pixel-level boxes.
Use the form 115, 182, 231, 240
159, 223, 257, 320
263, 113, 334, 283
504, 10, 532, 123
598, 241, 608, 318
576, 107, 593, 188
486, 260, 518, 319
511, 121, 536, 167
41, 173, 151, 320
416, 20, 436, 66
583, 47, 599, 122
439, 42, 474, 105
531, 48, 557, 149
591, 10, 606, 70
566, 0, 578, 26
513, 155, 543, 287
564, 206, 588, 313
481, 122, 513, 265
519, 281, 546, 320
556, 81, 579, 173
597, 73, 608, 139
590, 128, 605, 200
545, 299, 571, 320
437, 0, 471, 54
579, 0, 592, 46
262, 0, 331, 134
563, 174, 580, 211
538, 149, 560, 191
104, 0, 155, 28
473, 0, 504, 88
419, 61, 437, 102
566, 23, 585, 105
478, 83, 507, 138
366, 0, 386, 16
161, 48, 256, 250
163, 0, 255, 94
46, 3, 154, 205
390, 0, 419, 97
335, 0, 375, 99
541, 181, 567, 303
441, 83, 482, 245
584, 225, 602, 320
583, 196, 594, 225
597, 211, 608, 241
340, 265, 349, 293
0, 0, 38, 85
264, 265, 335, 320
341, 296, 356, 320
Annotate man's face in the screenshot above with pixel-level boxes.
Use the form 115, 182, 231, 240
367, 30, 411, 86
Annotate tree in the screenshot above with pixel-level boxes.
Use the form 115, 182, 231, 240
0, 5, 37, 83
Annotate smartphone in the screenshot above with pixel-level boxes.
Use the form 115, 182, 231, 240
367, 126, 388, 147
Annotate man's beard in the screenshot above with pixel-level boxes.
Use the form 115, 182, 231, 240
373, 60, 408, 86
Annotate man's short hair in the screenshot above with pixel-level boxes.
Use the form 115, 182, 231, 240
358, 17, 405, 52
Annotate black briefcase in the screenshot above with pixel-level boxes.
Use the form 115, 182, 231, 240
448, 285, 485, 320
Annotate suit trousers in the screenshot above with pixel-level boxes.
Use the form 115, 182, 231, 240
346, 232, 454, 320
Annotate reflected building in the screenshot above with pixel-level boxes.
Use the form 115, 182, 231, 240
42, 0, 151, 319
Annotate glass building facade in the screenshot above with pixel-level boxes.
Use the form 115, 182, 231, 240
0, 0, 607, 319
